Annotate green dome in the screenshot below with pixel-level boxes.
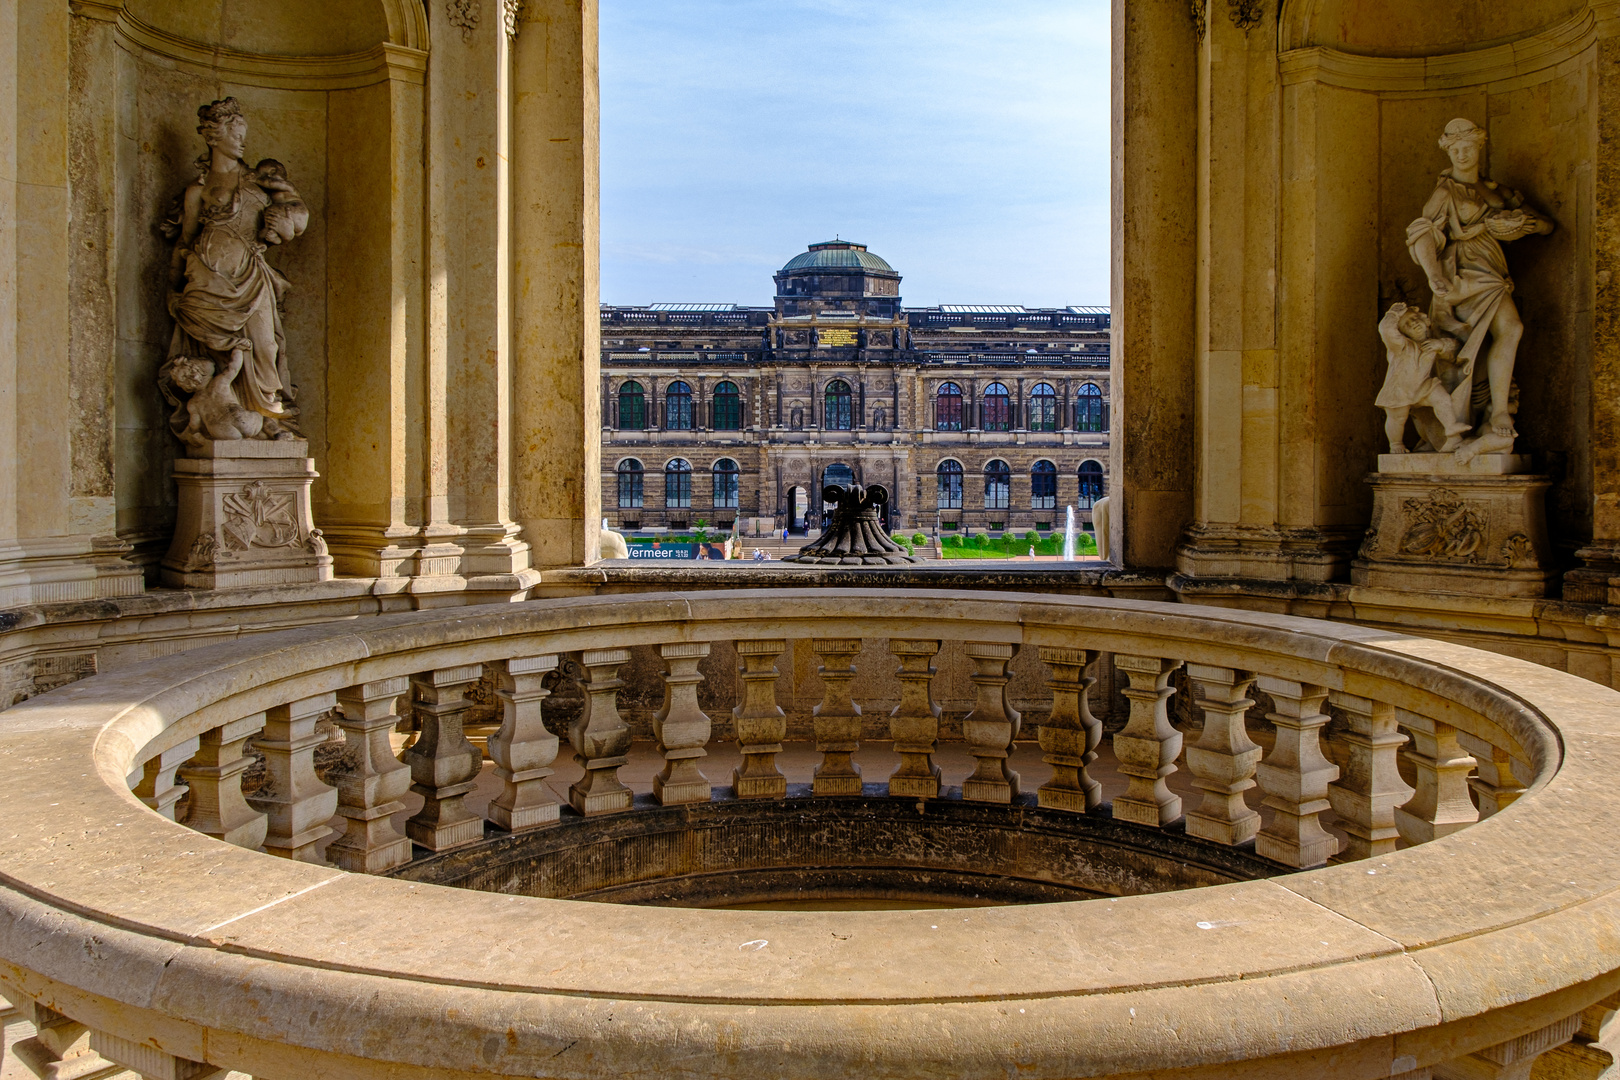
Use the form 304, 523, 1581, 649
780, 241, 897, 275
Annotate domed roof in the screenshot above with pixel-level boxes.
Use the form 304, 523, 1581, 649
780, 241, 897, 275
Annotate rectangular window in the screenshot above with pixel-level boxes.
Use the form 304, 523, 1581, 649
713, 395, 741, 430
714, 472, 739, 508
666, 472, 692, 508
938, 474, 963, 509
986, 477, 1010, 510
618, 473, 644, 509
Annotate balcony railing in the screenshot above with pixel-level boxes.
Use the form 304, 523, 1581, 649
0, 589, 1614, 1079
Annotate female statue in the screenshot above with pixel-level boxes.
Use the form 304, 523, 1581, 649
159, 98, 308, 448
1406, 118, 1553, 450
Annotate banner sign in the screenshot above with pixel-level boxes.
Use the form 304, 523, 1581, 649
626, 544, 727, 560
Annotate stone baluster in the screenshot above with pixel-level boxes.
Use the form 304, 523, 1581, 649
653, 643, 712, 804
325, 677, 413, 872
1394, 710, 1479, 845
179, 714, 267, 849
1435, 1013, 1580, 1080
247, 692, 338, 862
1183, 664, 1260, 845
401, 666, 485, 850
133, 736, 200, 821
91, 1030, 225, 1079
1035, 646, 1101, 812
1254, 677, 1340, 868
962, 642, 1022, 803
569, 649, 634, 814
811, 638, 864, 796
11, 1001, 128, 1080
1326, 691, 1408, 861
732, 639, 788, 799
1112, 655, 1184, 826
887, 639, 943, 799
1538, 992, 1620, 1078
488, 655, 562, 829
1456, 729, 1528, 818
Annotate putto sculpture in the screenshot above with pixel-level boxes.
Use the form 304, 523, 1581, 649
1382, 117, 1554, 461
158, 98, 308, 452
784, 483, 916, 565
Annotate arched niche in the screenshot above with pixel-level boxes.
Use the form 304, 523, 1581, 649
1279, 0, 1589, 55
121, 0, 427, 53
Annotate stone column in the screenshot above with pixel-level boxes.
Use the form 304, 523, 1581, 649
1255, 677, 1340, 869
732, 639, 788, 799
887, 639, 943, 799
1394, 711, 1478, 845
1327, 691, 1408, 861
511, 0, 601, 568
811, 638, 863, 796
569, 648, 634, 814
962, 642, 1021, 803
1183, 664, 1260, 845
1036, 646, 1101, 812
133, 736, 200, 821
180, 715, 267, 850
249, 693, 339, 862
1112, 655, 1184, 826
402, 666, 485, 851
1112, 0, 1198, 568
11, 1003, 126, 1080
488, 654, 562, 830
1435, 1013, 1580, 1080
653, 642, 712, 805
325, 677, 413, 873
92, 1029, 224, 1079
1457, 730, 1528, 819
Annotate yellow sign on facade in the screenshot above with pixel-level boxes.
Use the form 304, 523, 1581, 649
817, 328, 857, 347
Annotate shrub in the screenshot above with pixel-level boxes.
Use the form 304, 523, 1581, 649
943, 534, 964, 548
912, 532, 926, 545
1024, 530, 1040, 543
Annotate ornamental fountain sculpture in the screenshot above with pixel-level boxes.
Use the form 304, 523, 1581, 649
784, 483, 916, 565
1355, 119, 1555, 598
156, 98, 332, 589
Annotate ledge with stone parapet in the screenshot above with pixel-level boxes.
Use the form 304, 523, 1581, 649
0, 591, 1613, 1077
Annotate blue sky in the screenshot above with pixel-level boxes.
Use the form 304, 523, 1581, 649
599, 0, 1110, 308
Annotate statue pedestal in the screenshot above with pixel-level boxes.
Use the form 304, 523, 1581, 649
1351, 454, 1553, 598
160, 440, 334, 589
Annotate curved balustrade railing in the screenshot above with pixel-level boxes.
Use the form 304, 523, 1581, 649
0, 589, 1615, 1080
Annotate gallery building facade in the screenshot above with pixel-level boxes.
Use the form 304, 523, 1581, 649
599, 241, 1112, 535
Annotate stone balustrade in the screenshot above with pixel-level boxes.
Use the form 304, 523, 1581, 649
0, 589, 1613, 1080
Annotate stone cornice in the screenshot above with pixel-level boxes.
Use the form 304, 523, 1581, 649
1279, 4, 1613, 90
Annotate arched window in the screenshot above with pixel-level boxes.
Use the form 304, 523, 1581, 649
665, 459, 692, 508
712, 458, 740, 508
825, 379, 853, 430
616, 459, 644, 509
936, 382, 963, 431
1031, 460, 1057, 510
982, 382, 1010, 431
664, 381, 694, 430
1077, 383, 1105, 432
937, 460, 963, 509
985, 459, 1011, 510
712, 381, 741, 430
618, 381, 645, 431
1078, 460, 1105, 508
1029, 383, 1057, 432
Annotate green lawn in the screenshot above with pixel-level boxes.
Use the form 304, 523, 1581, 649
935, 534, 1097, 559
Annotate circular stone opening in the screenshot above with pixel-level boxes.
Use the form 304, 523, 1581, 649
390, 791, 1285, 909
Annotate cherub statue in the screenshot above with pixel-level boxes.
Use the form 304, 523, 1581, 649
167, 354, 294, 450
1376, 302, 1471, 454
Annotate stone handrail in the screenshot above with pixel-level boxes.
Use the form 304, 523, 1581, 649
0, 589, 1614, 1079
